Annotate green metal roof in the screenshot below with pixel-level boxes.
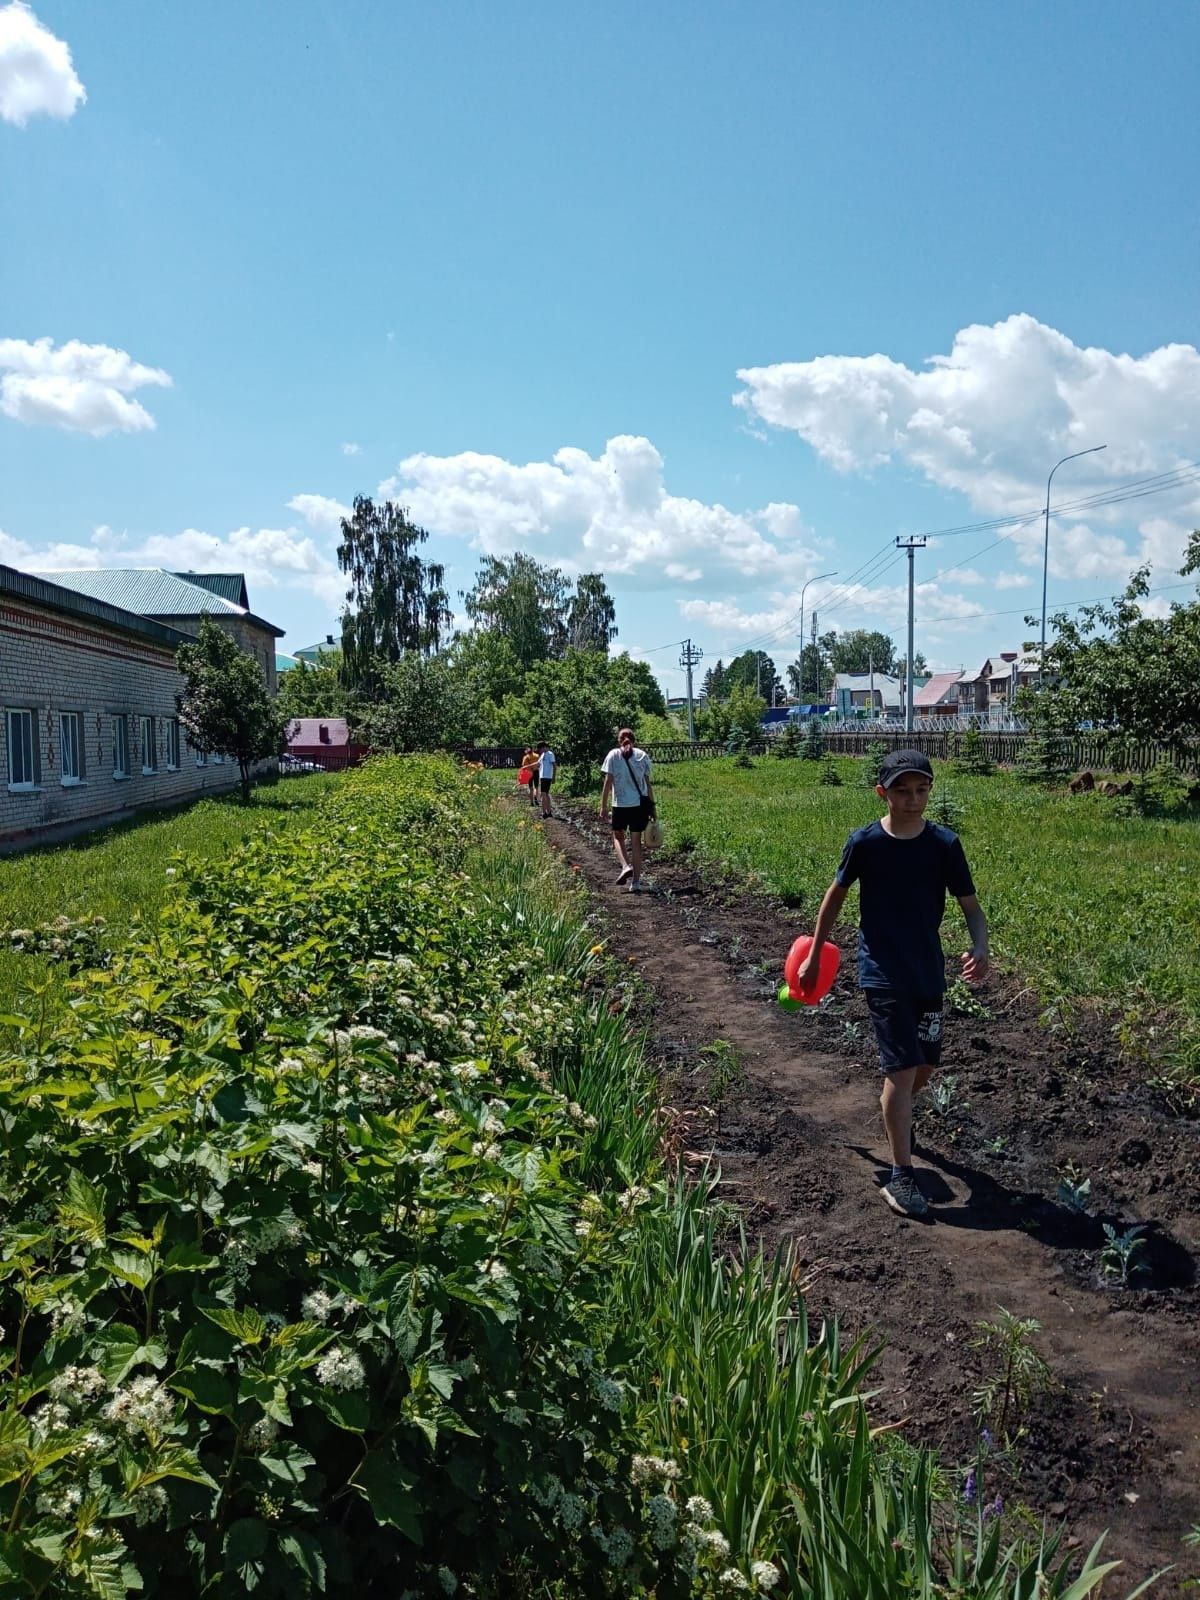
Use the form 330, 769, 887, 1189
1, 565, 192, 650
33, 568, 246, 617
173, 571, 249, 606
31, 567, 284, 638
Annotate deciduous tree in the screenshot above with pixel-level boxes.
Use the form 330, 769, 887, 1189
176, 616, 285, 802
338, 497, 451, 691
461, 554, 571, 668
567, 573, 618, 652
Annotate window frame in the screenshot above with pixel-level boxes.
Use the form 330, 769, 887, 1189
60, 710, 85, 785
140, 714, 157, 775
166, 717, 181, 771
6, 708, 38, 791
112, 714, 130, 780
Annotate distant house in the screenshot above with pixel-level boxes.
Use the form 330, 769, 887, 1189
286, 717, 367, 769
2, 564, 282, 849
913, 671, 963, 717
957, 652, 1038, 719
292, 634, 340, 666
830, 673, 905, 719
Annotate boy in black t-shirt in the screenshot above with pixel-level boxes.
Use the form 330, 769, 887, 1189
796, 749, 989, 1219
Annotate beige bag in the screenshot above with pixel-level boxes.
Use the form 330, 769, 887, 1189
643, 817, 663, 851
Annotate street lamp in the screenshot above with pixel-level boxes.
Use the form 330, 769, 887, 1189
1040, 445, 1106, 677
798, 570, 837, 702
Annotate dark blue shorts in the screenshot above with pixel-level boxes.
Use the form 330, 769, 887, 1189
864, 989, 944, 1073
611, 801, 648, 833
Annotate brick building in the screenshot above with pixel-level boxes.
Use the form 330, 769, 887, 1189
1, 565, 283, 849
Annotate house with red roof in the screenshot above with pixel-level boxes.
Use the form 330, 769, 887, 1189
285, 718, 367, 770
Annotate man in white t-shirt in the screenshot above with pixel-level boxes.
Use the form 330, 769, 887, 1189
599, 727, 655, 892
536, 742, 557, 818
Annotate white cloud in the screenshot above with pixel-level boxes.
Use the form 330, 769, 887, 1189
0, 1, 84, 125
994, 570, 1032, 590
735, 314, 1200, 586
6, 496, 347, 611
341, 442, 362, 456
0, 337, 172, 435
379, 434, 813, 587
287, 493, 352, 534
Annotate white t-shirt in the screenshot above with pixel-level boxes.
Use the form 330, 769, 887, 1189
601, 746, 651, 807
538, 749, 556, 780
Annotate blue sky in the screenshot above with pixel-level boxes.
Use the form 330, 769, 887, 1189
2, 0, 1198, 692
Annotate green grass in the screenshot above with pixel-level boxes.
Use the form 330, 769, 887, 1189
0, 772, 340, 1008
651, 755, 1200, 1074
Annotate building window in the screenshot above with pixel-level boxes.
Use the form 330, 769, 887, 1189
141, 715, 157, 774
166, 718, 181, 770
112, 715, 130, 779
6, 709, 38, 790
194, 736, 206, 768
61, 711, 84, 785
211, 750, 224, 765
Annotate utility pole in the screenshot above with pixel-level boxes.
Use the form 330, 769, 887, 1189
679, 638, 703, 742
811, 612, 820, 707
895, 537, 927, 734
1040, 444, 1106, 683
869, 650, 875, 720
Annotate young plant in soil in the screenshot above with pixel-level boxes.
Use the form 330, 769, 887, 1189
1099, 1223, 1149, 1287
1056, 1164, 1093, 1213
927, 1073, 959, 1115
971, 1308, 1055, 1443
699, 1037, 746, 1135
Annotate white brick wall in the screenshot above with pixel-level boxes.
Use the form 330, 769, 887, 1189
1, 596, 266, 845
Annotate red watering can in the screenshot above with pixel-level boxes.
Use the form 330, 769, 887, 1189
778, 935, 840, 1010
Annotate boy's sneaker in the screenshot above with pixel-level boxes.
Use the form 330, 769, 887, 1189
628, 880, 642, 894
882, 1171, 930, 1219
616, 865, 633, 884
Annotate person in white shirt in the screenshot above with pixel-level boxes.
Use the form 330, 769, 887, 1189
599, 727, 655, 892
536, 742, 557, 818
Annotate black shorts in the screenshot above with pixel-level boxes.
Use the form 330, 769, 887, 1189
611, 801, 648, 834
538, 778, 553, 792
864, 990, 944, 1073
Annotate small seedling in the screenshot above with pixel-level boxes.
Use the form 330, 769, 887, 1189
1099, 1223, 1149, 1287
699, 1038, 746, 1133
841, 1020, 861, 1042
984, 1135, 1009, 1156
971, 1307, 1054, 1441
946, 977, 991, 1019
1055, 1166, 1092, 1214
927, 1074, 958, 1115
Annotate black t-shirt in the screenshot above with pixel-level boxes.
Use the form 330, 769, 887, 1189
835, 819, 976, 995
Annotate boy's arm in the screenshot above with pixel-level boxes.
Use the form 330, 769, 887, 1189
958, 893, 990, 984
599, 773, 613, 815
796, 881, 849, 986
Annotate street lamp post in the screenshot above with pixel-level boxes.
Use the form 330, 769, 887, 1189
1040, 445, 1106, 678
798, 570, 837, 702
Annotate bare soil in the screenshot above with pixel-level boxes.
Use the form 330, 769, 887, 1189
546, 800, 1200, 1595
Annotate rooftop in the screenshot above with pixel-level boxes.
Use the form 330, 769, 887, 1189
32, 567, 284, 637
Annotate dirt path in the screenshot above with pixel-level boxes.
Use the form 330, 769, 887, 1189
545, 803, 1200, 1595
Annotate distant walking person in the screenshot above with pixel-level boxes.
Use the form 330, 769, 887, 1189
536, 742, 557, 818
520, 746, 540, 806
796, 749, 989, 1219
599, 728, 655, 893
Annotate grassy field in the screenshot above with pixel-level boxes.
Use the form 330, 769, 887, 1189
648, 755, 1200, 1074
0, 772, 340, 1008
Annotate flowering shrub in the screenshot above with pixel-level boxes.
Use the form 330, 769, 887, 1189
0, 759, 680, 1597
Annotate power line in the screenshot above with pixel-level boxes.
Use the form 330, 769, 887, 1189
920, 577, 1196, 628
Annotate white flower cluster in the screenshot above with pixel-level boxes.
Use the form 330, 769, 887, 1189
686, 1495, 713, 1522
316, 1346, 365, 1390
751, 1560, 781, 1590
35, 1483, 82, 1520
437, 1566, 458, 1593
256, 1216, 305, 1251
646, 1491, 678, 1550
48, 1365, 106, 1406
104, 1375, 173, 1437
591, 1523, 635, 1569
301, 1289, 334, 1323
132, 1484, 169, 1526
592, 1376, 622, 1413
631, 1454, 681, 1486
691, 1528, 731, 1562
720, 1569, 751, 1592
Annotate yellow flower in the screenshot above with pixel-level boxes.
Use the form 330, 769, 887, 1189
589, 944, 605, 956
